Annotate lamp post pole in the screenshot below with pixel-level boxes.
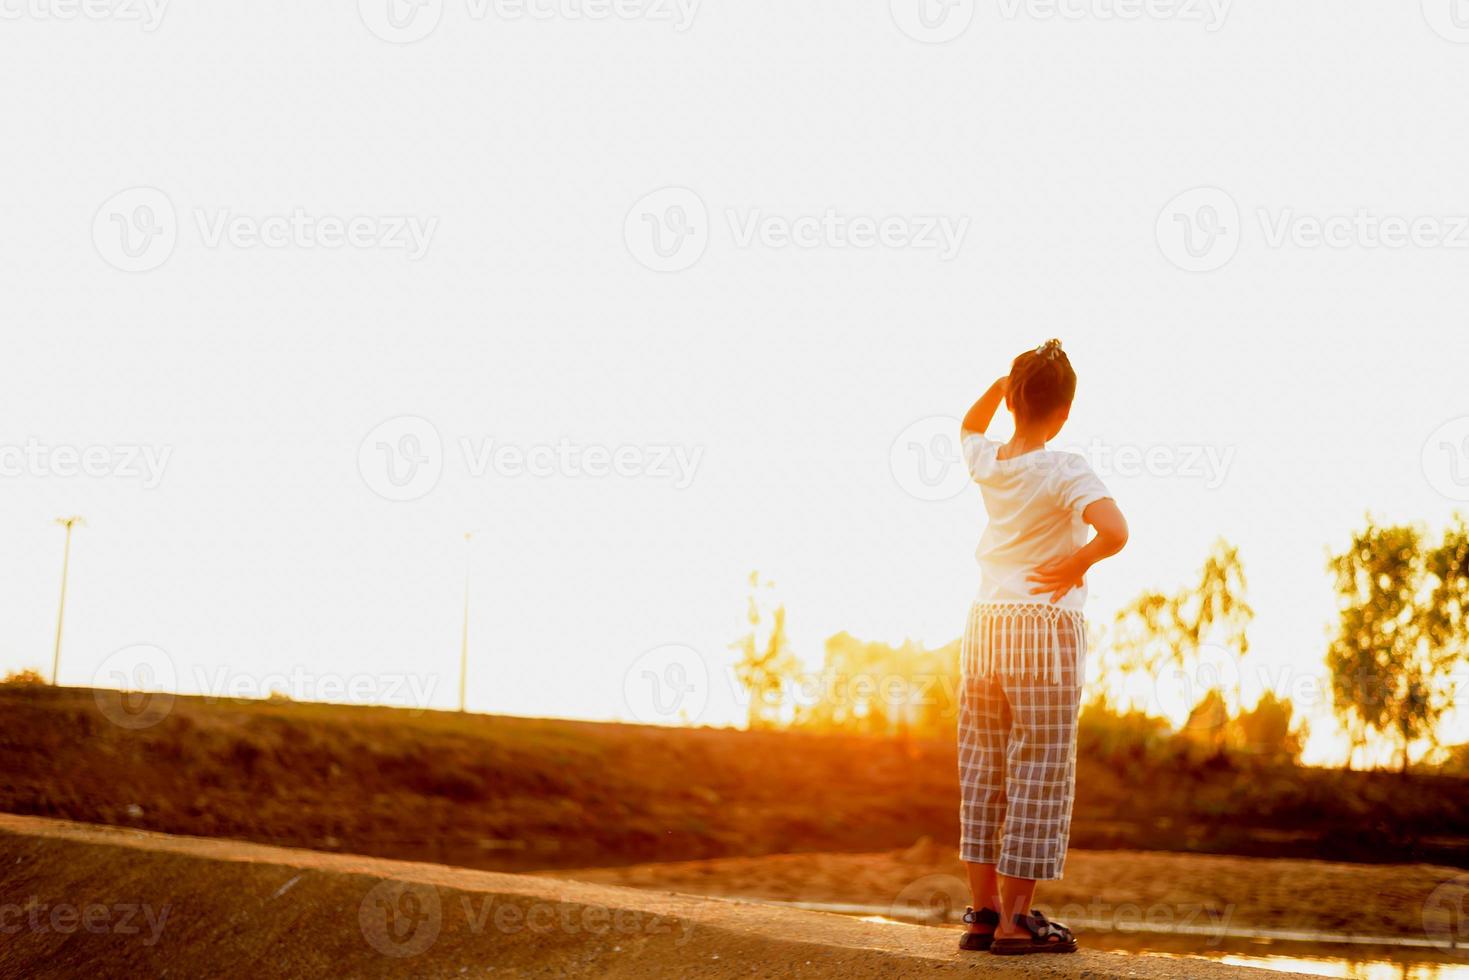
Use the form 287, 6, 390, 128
459, 531, 471, 712
52, 516, 85, 685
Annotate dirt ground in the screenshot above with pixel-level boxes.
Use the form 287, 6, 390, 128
0, 814, 1313, 980
548, 840, 1469, 941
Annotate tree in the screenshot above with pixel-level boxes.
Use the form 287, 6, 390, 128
1108, 539, 1254, 733
791, 633, 960, 739
1, 669, 47, 687
730, 572, 800, 729
1229, 690, 1307, 763
1440, 742, 1469, 776
1327, 517, 1469, 773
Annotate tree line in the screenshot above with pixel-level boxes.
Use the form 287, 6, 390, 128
731, 516, 1469, 772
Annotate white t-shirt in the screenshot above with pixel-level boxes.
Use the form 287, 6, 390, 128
961, 432, 1112, 611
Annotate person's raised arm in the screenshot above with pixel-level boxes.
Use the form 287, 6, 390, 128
961, 377, 1010, 436
1026, 498, 1129, 604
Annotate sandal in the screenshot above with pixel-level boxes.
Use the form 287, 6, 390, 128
958, 907, 1000, 951
990, 910, 1078, 955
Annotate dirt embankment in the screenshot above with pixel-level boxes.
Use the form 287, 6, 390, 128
3, 684, 1468, 872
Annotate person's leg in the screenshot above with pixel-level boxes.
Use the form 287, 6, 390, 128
995, 875, 1038, 938
963, 863, 999, 933
958, 615, 1012, 932
992, 624, 1085, 936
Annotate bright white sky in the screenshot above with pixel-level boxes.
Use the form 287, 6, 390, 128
4, 1, 1469, 766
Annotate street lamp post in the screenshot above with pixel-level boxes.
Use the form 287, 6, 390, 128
459, 531, 471, 712
52, 516, 85, 686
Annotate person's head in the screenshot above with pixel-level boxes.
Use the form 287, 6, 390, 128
1006, 338, 1076, 439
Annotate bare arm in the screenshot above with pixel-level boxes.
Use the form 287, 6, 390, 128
961, 377, 1010, 435
1027, 498, 1130, 604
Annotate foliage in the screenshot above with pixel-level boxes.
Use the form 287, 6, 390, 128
791, 633, 959, 739
1440, 742, 1469, 775
1106, 539, 1253, 729
730, 572, 800, 729
1, 669, 47, 687
1077, 696, 1172, 762
1326, 516, 1469, 772
1228, 690, 1307, 762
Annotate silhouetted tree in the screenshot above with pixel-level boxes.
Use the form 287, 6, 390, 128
1230, 690, 1306, 763
731, 572, 799, 729
1109, 539, 1254, 735
1326, 517, 1469, 772
792, 633, 959, 739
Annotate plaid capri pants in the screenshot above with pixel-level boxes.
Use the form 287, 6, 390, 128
957, 602, 1087, 880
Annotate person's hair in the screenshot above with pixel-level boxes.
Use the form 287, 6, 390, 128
1009, 339, 1077, 422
